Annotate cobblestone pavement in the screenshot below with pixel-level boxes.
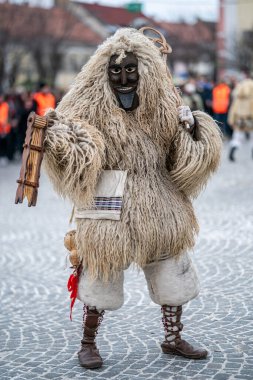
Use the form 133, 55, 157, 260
1, 142, 253, 380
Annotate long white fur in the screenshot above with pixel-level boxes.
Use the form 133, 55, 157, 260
43, 28, 222, 282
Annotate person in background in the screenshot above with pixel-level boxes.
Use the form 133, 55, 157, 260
197, 76, 213, 116
228, 78, 253, 162
182, 78, 204, 112
33, 82, 56, 116
16, 92, 37, 155
6, 91, 21, 161
212, 80, 231, 136
0, 92, 11, 165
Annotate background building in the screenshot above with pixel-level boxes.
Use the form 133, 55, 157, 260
2, 0, 252, 89
0, 1, 102, 90
217, 0, 253, 80
160, 19, 216, 81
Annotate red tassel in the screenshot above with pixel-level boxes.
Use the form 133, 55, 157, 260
67, 271, 79, 320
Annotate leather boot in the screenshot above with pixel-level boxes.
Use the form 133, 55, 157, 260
78, 305, 104, 369
161, 305, 208, 360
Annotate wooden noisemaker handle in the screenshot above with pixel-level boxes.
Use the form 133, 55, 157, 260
15, 112, 48, 207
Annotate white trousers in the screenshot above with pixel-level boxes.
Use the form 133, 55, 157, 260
77, 252, 200, 311
230, 130, 253, 148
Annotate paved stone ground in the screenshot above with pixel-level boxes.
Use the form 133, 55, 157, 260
1, 142, 253, 380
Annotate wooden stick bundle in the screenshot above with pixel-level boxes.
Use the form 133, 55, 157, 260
15, 112, 48, 207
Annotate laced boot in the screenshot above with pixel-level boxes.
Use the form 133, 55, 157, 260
161, 305, 208, 360
78, 305, 104, 369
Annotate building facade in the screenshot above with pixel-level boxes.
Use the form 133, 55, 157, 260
217, 0, 253, 80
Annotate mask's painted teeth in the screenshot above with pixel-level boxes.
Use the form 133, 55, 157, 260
117, 87, 133, 92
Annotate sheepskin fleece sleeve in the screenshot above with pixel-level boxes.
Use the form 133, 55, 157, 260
43, 111, 105, 207
168, 111, 222, 198
227, 101, 236, 127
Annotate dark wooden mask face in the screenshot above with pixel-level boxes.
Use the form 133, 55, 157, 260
108, 52, 139, 111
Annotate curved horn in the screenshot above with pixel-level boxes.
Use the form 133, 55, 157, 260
139, 26, 172, 61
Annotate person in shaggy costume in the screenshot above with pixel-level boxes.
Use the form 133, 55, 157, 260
228, 78, 253, 161
43, 28, 222, 368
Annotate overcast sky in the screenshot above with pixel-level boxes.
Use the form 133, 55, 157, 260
84, 0, 219, 22
9, 0, 219, 22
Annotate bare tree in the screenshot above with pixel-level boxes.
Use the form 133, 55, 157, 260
29, 6, 79, 88
0, 3, 85, 90
0, 6, 13, 89
0, 4, 33, 89
235, 30, 253, 74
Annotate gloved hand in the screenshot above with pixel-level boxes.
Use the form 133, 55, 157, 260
178, 106, 195, 129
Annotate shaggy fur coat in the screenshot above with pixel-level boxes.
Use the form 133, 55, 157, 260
228, 79, 253, 130
44, 28, 222, 281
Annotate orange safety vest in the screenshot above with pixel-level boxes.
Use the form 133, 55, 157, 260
212, 84, 231, 114
0, 102, 11, 135
33, 92, 56, 116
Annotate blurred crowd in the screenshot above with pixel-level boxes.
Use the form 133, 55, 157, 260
0, 75, 252, 166
179, 76, 237, 137
0, 83, 63, 166
179, 75, 253, 161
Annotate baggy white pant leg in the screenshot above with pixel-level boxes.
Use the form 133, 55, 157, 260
143, 252, 200, 306
77, 269, 124, 311
250, 131, 253, 149
230, 130, 245, 148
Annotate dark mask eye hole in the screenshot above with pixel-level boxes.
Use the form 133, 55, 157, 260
126, 67, 136, 73
110, 67, 121, 74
